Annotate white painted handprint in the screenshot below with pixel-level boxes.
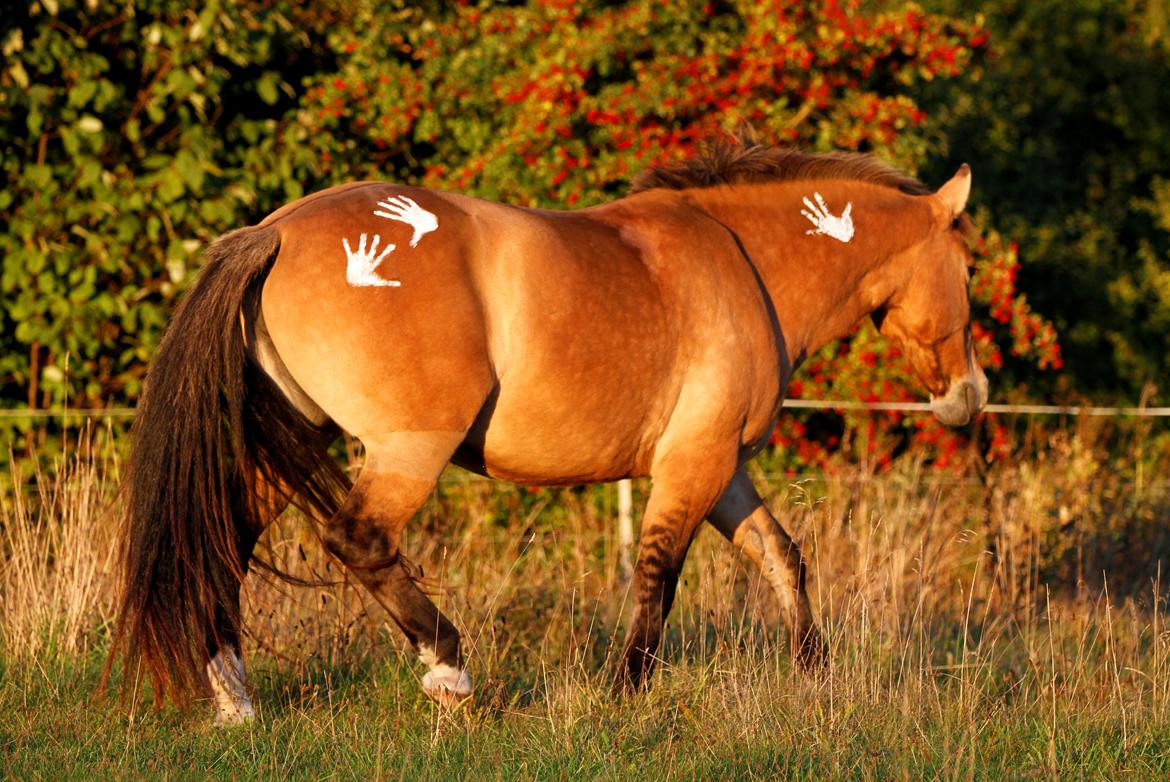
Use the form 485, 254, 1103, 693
342, 233, 400, 287
801, 193, 854, 243
374, 195, 438, 247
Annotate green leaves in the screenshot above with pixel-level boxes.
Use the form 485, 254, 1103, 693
256, 71, 282, 105
0, 0, 336, 442
920, 0, 1170, 401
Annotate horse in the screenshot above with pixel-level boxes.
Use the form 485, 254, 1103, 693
108, 141, 987, 724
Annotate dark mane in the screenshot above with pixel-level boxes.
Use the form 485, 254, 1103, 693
629, 139, 931, 196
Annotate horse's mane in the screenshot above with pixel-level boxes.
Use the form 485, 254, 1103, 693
629, 137, 931, 197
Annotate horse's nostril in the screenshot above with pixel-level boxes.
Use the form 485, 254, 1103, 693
962, 382, 979, 420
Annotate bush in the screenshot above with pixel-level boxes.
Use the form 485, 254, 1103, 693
0, 1, 339, 419
919, 0, 1170, 401
1, 0, 1058, 467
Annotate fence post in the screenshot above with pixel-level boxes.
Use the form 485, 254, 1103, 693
618, 478, 634, 581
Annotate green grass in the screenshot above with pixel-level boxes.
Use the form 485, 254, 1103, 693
4, 630, 1169, 780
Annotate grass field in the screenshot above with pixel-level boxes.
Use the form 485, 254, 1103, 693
3, 421, 1170, 779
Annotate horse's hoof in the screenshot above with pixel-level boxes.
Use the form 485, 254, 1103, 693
422, 665, 473, 708
612, 647, 656, 696
213, 703, 255, 727
796, 628, 829, 671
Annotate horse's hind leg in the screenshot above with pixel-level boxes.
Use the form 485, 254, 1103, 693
206, 465, 335, 725
322, 431, 471, 706
205, 476, 285, 725
206, 317, 338, 725
207, 638, 253, 725
707, 469, 825, 666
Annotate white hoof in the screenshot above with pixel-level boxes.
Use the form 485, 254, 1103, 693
214, 701, 255, 727
207, 648, 255, 727
422, 664, 473, 707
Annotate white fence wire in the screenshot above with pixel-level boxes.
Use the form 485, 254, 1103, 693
3, 400, 1170, 420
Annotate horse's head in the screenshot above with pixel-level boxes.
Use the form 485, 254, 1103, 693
873, 165, 988, 426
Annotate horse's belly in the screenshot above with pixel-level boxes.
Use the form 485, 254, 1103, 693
453, 376, 671, 485
453, 440, 637, 485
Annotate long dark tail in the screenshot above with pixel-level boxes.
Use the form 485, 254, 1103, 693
106, 226, 349, 706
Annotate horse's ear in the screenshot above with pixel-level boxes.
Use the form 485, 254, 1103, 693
934, 164, 971, 220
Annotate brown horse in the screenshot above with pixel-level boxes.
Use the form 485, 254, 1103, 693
109, 142, 986, 723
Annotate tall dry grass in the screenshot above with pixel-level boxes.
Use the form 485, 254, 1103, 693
0, 435, 119, 661
2, 417, 1170, 750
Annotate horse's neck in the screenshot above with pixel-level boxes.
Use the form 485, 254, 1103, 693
685, 182, 923, 365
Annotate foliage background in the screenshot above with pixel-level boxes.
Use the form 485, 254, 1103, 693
921, 0, 1170, 400
1, 0, 1165, 463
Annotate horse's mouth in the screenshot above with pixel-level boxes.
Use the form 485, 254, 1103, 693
930, 374, 988, 427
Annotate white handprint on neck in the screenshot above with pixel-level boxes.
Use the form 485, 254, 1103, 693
342, 233, 401, 287
801, 193, 854, 243
374, 195, 438, 247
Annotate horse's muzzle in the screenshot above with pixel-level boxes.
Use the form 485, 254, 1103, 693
930, 373, 989, 427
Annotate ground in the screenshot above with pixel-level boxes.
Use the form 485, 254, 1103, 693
3, 430, 1170, 779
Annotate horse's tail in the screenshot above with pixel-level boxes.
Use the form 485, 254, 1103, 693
105, 225, 348, 706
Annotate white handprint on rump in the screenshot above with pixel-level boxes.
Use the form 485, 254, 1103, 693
801, 193, 854, 243
374, 195, 438, 247
342, 233, 401, 287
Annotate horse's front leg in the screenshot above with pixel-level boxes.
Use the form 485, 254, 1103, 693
618, 444, 738, 688
707, 468, 825, 667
